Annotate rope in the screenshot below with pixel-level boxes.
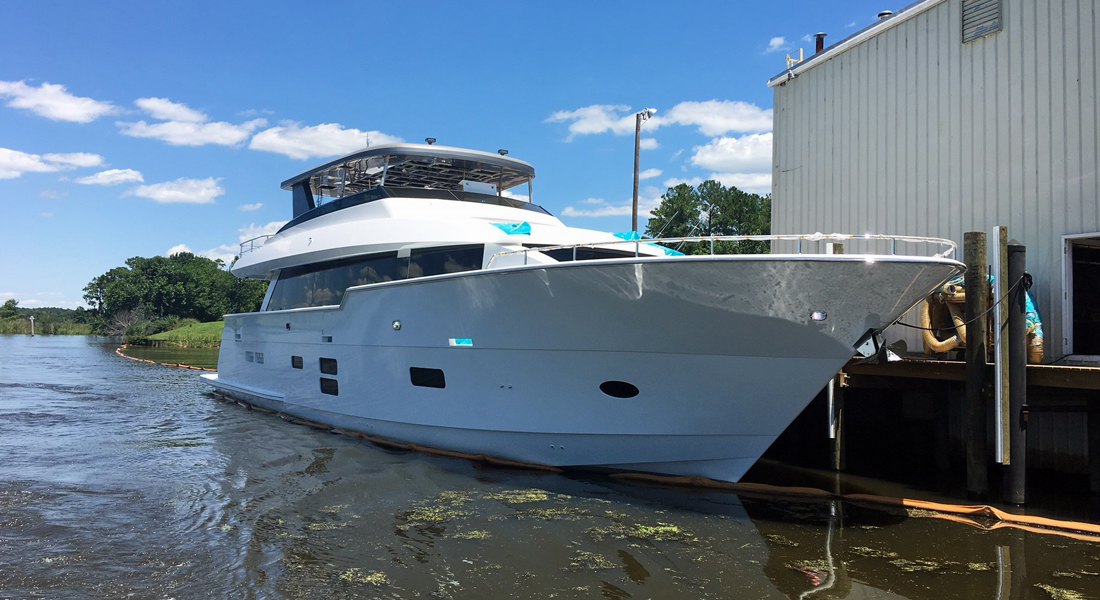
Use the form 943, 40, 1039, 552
893, 275, 1025, 333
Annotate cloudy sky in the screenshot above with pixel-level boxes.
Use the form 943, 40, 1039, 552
1, 0, 890, 308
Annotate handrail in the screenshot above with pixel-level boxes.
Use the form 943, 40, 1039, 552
239, 235, 274, 256
485, 233, 957, 268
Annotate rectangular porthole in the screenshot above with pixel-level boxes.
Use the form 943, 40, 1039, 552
320, 358, 338, 375
410, 367, 446, 389
320, 377, 339, 396
245, 351, 254, 363
255, 352, 264, 364
291, 356, 303, 369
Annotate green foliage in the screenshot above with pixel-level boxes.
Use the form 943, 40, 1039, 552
0, 302, 93, 335
83, 252, 268, 335
644, 180, 771, 255
0, 299, 18, 319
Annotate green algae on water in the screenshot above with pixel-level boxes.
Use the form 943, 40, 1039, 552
1035, 583, 1087, 600
453, 529, 492, 540
340, 568, 390, 586
568, 550, 617, 570
484, 489, 550, 504
850, 546, 899, 559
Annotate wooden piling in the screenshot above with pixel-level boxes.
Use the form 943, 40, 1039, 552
1007, 241, 1027, 505
1089, 398, 1100, 505
964, 232, 989, 498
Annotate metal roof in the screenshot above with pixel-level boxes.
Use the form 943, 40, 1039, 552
280, 143, 535, 199
766, 0, 944, 88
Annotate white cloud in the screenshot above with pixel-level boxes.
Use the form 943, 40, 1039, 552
130, 177, 224, 204
765, 37, 790, 53
638, 168, 662, 180
545, 104, 638, 140
847, 21, 858, 28
239, 202, 263, 211
0, 148, 104, 179
42, 152, 103, 168
166, 242, 237, 264
118, 118, 266, 146
560, 188, 663, 219
238, 221, 289, 242
659, 101, 772, 136
134, 97, 207, 122
75, 168, 144, 185
249, 121, 402, 160
639, 138, 659, 150
690, 133, 773, 173
708, 172, 772, 195
39, 189, 67, 199
663, 176, 704, 189
801, 34, 814, 43
0, 80, 117, 122
40, 212, 53, 217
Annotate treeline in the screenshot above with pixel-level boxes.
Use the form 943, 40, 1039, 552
0, 300, 93, 335
645, 181, 771, 254
83, 252, 268, 336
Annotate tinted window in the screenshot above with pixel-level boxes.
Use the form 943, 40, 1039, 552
408, 245, 483, 278
267, 246, 482, 311
320, 358, 338, 375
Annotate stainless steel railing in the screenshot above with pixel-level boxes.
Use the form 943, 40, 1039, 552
485, 233, 957, 268
239, 235, 274, 256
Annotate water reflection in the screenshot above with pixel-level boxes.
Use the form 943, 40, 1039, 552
2, 334, 1099, 599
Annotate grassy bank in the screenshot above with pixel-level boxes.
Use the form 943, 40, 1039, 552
140, 320, 225, 348
0, 320, 93, 335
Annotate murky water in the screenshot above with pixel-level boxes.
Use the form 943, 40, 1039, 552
3, 334, 1099, 599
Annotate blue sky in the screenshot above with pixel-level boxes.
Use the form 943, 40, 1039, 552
1, 0, 894, 308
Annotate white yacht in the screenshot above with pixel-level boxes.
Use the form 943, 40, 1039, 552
203, 143, 963, 483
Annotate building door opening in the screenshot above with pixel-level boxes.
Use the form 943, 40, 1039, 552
1066, 235, 1100, 356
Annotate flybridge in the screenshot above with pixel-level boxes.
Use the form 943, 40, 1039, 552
280, 143, 537, 219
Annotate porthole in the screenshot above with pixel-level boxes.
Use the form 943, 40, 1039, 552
320, 377, 339, 396
599, 381, 639, 399
291, 356, 303, 369
320, 357, 338, 375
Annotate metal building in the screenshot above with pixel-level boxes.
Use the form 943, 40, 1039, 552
768, 0, 1100, 363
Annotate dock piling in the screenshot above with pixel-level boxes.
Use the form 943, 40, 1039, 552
1007, 241, 1027, 505
964, 232, 989, 498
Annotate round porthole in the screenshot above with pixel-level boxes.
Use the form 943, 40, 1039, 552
600, 381, 639, 399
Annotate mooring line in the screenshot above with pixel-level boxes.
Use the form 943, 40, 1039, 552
206, 381, 1100, 543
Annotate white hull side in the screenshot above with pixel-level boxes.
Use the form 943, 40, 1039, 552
208, 255, 962, 482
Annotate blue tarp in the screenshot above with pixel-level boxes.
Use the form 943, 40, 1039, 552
612, 231, 685, 256
491, 222, 531, 235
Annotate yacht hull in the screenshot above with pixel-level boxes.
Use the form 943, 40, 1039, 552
205, 255, 962, 482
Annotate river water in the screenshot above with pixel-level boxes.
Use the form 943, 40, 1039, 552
2, 334, 1099, 599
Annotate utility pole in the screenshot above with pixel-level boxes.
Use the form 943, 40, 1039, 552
632, 108, 655, 233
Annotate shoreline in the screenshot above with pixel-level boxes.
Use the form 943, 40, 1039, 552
115, 344, 216, 372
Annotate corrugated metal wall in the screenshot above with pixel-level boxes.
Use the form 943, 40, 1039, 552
772, 0, 1100, 362
771, 0, 1098, 472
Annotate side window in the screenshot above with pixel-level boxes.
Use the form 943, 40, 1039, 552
409, 245, 483, 278
266, 245, 484, 310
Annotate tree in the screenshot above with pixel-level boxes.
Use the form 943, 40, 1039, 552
83, 253, 268, 334
644, 180, 771, 255
0, 299, 17, 319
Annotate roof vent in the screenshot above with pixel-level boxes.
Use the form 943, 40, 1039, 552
813, 32, 827, 53
878, 10, 893, 19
